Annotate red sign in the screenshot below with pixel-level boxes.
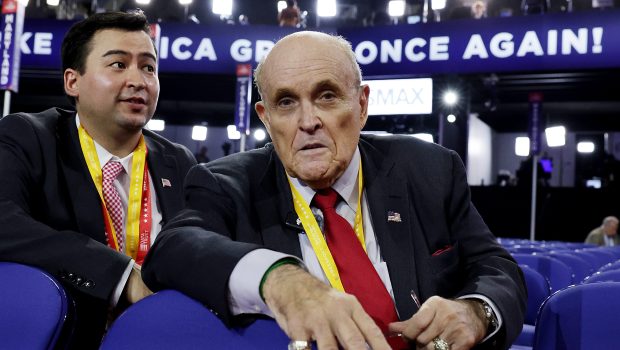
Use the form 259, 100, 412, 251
2, 0, 18, 14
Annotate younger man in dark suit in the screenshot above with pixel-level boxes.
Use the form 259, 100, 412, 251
0, 11, 195, 349
143, 31, 525, 350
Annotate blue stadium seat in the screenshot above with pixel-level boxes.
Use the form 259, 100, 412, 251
508, 246, 549, 254
533, 282, 620, 350
583, 269, 620, 284
0, 262, 71, 350
511, 254, 573, 292
512, 265, 550, 347
101, 289, 298, 349
573, 250, 614, 270
596, 260, 620, 273
543, 252, 594, 283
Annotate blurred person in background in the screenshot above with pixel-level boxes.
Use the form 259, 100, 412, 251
0, 11, 195, 349
278, 0, 301, 27
471, 0, 488, 18
585, 216, 619, 246
195, 146, 211, 163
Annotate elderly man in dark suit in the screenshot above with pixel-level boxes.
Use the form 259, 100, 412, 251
143, 31, 525, 350
0, 11, 195, 349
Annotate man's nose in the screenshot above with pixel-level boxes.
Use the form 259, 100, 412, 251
299, 102, 321, 132
126, 67, 147, 89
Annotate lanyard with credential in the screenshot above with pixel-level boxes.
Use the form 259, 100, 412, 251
77, 125, 152, 264
287, 163, 365, 292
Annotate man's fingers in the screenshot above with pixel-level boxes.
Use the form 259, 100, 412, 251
325, 316, 365, 350
351, 307, 391, 350
399, 300, 437, 342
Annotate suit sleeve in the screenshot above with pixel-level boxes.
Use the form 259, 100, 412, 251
142, 164, 262, 324
0, 114, 130, 301
446, 150, 527, 349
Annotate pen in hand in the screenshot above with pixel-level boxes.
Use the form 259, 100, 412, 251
389, 290, 422, 339
410, 289, 421, 309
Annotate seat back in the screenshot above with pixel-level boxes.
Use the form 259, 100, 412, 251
544, 252, 594, 283
583, 269, 620, 283
533, 282, 620, 350
0, 262, 71, 350
572, 250, 612, 270
100, 290, 296, 349
519, 265, 551, 325
508, 246, 548, 254
511, 254, 573, 292
597, 259, 620, 273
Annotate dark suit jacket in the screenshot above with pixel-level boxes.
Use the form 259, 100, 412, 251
0, 108, 196, 349
143, 135, 526, 349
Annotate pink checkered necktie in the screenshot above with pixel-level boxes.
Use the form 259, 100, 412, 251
102, 160, 125, 252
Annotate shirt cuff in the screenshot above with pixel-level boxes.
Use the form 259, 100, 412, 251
228, 249, 302, 317
110, 260, 134, 307
458, 294, 503, 343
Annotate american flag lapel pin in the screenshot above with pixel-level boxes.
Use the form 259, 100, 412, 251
387, 210, 402, 223
161, 178, 172, 188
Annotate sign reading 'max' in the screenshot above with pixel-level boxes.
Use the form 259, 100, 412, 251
362, 78, 433, 116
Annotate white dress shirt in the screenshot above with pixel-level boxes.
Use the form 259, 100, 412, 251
76, 116, 162, 306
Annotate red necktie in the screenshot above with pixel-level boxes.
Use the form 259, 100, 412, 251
313, 188, 406, 348
102, 160, 125, 251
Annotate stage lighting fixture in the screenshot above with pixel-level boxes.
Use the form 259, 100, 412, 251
545, 126, 566, 147
515, 137, 530, 156
192, 126, 208, 141
146, 119, 165, 131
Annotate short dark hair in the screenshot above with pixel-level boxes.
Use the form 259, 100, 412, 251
61, 10, 152, 104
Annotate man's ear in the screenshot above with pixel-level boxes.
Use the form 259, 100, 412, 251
255, 101, 271, 134
358, 84, 370, 129
64, 69, 80, 99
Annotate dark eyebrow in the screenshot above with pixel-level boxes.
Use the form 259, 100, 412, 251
272, 88, 296, 102
102, 50, 157, 62
314, 79, 344, 95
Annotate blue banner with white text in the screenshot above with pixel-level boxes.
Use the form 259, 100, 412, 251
0, 0, 25, 92
338, 11, 620, 76
234, 64, 252, 135
17, 10, 620, 76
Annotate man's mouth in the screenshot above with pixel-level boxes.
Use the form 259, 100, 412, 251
301, 143, 325, 151
122, 97, 146, 105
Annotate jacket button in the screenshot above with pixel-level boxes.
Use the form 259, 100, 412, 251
83, 280, 95, 288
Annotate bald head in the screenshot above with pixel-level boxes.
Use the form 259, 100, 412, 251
253, 30, 370, 190
254, 31, 362, 98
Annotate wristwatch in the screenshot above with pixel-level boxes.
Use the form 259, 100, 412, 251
480, 300, 499, 334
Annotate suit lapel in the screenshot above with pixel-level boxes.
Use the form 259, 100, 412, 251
254, 147, 303, 258
145, 136, 178, 222
360, 141, 420, 320
57, 112, 106, 243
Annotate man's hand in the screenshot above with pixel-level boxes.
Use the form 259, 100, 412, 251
262, 264, 390, 350
388, 296, 488, 350
123, 264, 153, 304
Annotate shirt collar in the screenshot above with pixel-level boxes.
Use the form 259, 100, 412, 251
76, 114, 134, 174
288, 148, 360, 209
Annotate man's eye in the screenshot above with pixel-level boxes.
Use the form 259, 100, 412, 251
320, 92, 337, 100
110, 62, 126, 69
277, 98, 295, 107
143, 64, 155, 73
